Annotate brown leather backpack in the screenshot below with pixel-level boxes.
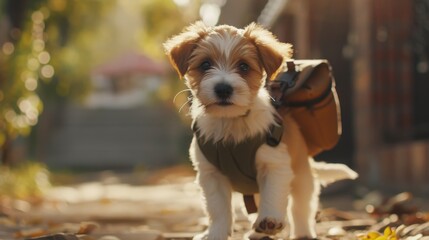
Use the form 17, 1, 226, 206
268, 60, 341, 156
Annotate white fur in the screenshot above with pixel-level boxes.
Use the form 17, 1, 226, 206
190, 137, 233, 240
212, 33, 243, 63
195, 70, 252, 118
189, 88, 357, 240
312, 161, 359, 186
192, 89, 275, 144
190, 89, 293, 239
166, 23, 358, 240
254, 143, 293, 233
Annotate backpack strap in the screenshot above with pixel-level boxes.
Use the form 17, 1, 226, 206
269, 61, 299, 108
266, 114, 283, 146
286, 79, 333, 108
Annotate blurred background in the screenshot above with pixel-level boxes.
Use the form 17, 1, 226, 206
0, 0, 428, 196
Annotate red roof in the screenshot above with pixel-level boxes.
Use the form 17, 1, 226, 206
92, 53, 167, 77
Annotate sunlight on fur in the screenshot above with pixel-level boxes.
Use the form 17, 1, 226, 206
164, 21, 358, 240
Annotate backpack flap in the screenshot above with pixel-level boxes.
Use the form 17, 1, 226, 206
269, 59, 342, 156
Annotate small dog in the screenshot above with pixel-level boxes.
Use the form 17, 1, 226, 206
164, 22, 357, 240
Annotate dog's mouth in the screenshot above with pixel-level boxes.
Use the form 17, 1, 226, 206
204, 101, 233, 109
216, 101, 233, 106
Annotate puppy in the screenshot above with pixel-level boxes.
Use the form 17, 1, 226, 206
164, 22, 358, 240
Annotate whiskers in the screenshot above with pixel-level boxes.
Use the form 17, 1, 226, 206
178, 96, 193, 113
173, 89, 192, 103
174, 89, 192, 113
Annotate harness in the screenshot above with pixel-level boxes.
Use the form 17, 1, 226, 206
192, 116, 283, 212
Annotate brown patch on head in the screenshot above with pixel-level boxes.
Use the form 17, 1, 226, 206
164, 22, 291, 101
163, 22, 209, 78
243, 23, 293, 81
228, 41, 265, 94
185, 25, 266, 94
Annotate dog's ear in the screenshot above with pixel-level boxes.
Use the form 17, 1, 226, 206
164, 21, 209, 78
244, 23, 292, 80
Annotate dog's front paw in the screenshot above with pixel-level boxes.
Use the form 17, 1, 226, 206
244, 229, 274, 240
253, 217, 284, 235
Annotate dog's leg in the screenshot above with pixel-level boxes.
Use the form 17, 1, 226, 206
190, 138, 233, 240
251, 144, 293, 236
288, 157, 320, 239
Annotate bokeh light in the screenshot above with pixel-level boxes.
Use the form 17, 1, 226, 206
2, 42, 15, 55
41, 65, 55, 78
25, 78, 38, 91
38, 51, 51, 64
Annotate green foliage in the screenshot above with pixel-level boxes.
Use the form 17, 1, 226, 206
140, 0, 198, 58
41, 0, 116, 100
139, 0, 200, 106
0, 0, 200, 156
0, 2, 46, 146
0, 161, 51, 198
0, 0, 117, 149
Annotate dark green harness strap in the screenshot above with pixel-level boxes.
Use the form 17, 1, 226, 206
194, 126, 265, 194
192, 116, 283, 214
243, 194, 258, 214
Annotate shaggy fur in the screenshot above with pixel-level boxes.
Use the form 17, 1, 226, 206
164, 22, 358, 240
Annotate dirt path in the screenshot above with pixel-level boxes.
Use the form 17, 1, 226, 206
1, 169, 428, 240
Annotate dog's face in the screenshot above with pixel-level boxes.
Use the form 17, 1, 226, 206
164, 22, 292, 118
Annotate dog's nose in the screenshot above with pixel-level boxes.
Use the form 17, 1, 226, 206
214, 83, 233, 99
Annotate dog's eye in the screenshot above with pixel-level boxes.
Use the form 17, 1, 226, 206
200, 61, 212, 72
238, 62, 249, 72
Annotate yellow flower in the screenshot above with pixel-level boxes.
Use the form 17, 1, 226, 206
358, 227, 398, 240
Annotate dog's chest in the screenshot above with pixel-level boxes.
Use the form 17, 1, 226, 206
193, 118, 282, 193
195, 129, 264, 194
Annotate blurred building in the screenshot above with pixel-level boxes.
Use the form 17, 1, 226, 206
38, 53, 187, 170
219, 0, 429, 194
350, 0, 429, 194
88, 53, 166, 108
